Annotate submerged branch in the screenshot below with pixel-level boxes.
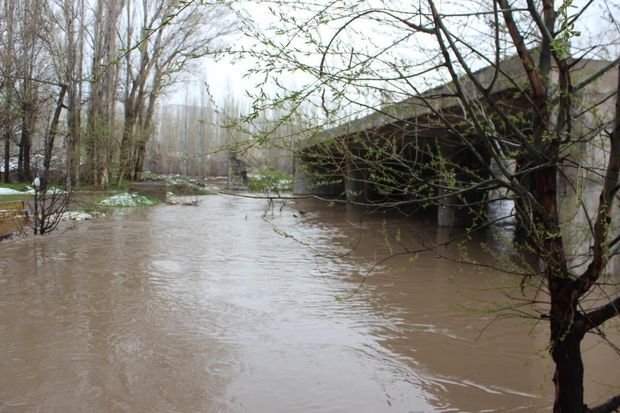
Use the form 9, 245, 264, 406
588, 394, 620, 413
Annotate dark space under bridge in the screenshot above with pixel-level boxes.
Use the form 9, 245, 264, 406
292, 56, 618, 227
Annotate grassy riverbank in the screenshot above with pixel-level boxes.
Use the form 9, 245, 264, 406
0, 173, 219, 239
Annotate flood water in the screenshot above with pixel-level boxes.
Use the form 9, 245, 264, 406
1, 195, 618, 412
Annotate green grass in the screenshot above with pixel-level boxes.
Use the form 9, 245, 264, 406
0, 182, 31, 191
78, 192, 158, 213
0, 193, 31, 203
194, 187, 217, 196
73, 180, 132, 193
0, 183, 32, 202
77, 195, 113, 215
1, 174, 213, 209
111, 181, 133, 193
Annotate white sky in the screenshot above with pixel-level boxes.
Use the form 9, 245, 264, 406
169, 0, 617, 110
168, 58, 250, 107
168, 1, 275, 108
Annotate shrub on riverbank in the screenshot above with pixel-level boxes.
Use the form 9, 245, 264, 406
248, 169, 292, 192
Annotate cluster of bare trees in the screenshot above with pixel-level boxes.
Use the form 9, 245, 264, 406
0, 0, 233, 189
149, 91, 315, 177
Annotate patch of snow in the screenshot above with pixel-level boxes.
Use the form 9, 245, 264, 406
0, 186, 66, 196
99, 193, 157, 207
63, 211, 94, 221
46, 187, 66, 195
0, 188, 23, 195
0, 158, 18, 173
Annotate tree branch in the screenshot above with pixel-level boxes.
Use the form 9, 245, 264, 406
495, 0, 546, 100
319, 8, 434, 78
574, 57, 620, 93
588, 393, 620, 413
581, 297, 620, 333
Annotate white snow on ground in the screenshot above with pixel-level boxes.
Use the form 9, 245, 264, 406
63, 211, 95, 221
0, 188, 23, 195
0, 187, 66, 195
42, 187, 66, 195
99, 193, 157, 207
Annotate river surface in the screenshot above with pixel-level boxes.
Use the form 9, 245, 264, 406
1, 195, 618, 412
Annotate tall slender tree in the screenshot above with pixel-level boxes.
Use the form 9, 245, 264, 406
117, 0, 234, 185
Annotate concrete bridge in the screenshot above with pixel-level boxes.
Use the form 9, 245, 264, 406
293, 56, 618, 227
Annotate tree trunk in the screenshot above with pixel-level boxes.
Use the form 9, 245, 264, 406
66, 87, 81, 189
18, 111, 32, 182
42, 86, 67, 188
551, 329, 585, 413
3, 134, 10, 183
133, 89, 159, 181
133, 141, 146, 181
117, 106, 136, 186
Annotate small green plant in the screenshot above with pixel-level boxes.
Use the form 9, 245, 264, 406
142, 170, 158, 181
248, 169, 292, 192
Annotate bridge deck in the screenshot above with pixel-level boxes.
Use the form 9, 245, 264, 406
303, 55, 613, 149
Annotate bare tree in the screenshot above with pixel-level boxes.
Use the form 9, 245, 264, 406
235, 1, 620, 411
0, 0, 18, 183
56, 0, 86, 189
85, 0, 124, 190
116, 0, 234, 185
14, 0, 51, 183
31, 179, 73, 235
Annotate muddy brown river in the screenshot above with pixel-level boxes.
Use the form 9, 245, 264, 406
1, 195, 618, 412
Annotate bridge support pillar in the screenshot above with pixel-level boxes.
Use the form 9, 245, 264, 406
345, 156, 367, 204
437, 188, 468, 227
227, 149, 249, 190
437, 184, 488, 227
293, 155, 312, 195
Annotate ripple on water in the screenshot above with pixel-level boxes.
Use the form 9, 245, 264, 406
1, 195, 615, 412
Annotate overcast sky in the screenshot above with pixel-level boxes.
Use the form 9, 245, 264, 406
169, 0, 616, 110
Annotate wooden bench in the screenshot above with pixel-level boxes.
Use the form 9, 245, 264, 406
0, 201, 28, 237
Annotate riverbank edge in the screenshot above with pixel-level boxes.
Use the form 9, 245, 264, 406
0, 176, 226, 242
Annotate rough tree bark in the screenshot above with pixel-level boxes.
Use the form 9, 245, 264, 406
41, 85, 67, 188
